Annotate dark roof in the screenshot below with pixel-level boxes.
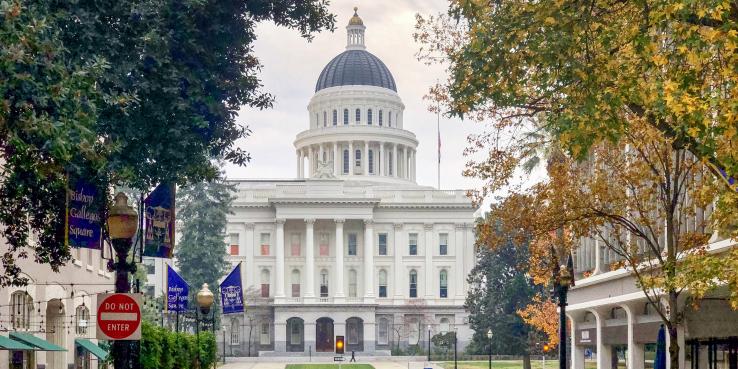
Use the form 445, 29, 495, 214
315, 50, 397, 92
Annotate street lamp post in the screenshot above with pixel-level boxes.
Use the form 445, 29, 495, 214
487, 329, 493, 369
552, 253, 575, 369
427, 325, 432, 362
222, 325, 227, 364
196, 283, 215, 369
454, 328, 458, 369
108, 192, 139, 369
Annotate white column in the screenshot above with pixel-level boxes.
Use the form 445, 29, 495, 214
379, 143, 385, 176
454, 224, 465, 299
594, 309, 613, 369
412, 149, 416, 181
424, 223, 434, 299
393, 223, 404, 300
622, 304, 645, 369
275, 219, 286, 299
335, 219, 345, 299
364, 141, 370, 175
243, 223, 254, 288
296, 151, 301, 178
307, 146, 314, 178
594, 237, 604, 274
334, 142, 339, 175
305, 219, 315, 300
392, 144, 398, 177
569, 314, 586, 369
364, 219, 375, 299
349, 142, 354, 176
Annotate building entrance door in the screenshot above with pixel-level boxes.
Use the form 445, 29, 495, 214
316, 317, 334, 352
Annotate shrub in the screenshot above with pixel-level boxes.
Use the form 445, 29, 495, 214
139, 321, 217, 369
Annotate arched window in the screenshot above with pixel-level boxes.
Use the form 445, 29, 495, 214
379, 110, 383, 126
231, 319, 240, 345
378, 317, 390, 345
378, 269, 388, 297
343, 149, 349, 174
260, 269, 270, 298
323, 111, 327, 127
10, 291, 33, 330
368, 150, 374, 174
355, 108, 361, 123
332, 110, 337, 125
355, 149, 362, 168
348, 269, 358, 297
291, 270, 301, 298
367, 109, 373, 125
320, 269, 329, 298
389, 111, 392, 126
439, 270, 448, 298
409, 270, 418, 298
343, 109, 349, 125
76, 305, 90, 335
439, 318, 450, 333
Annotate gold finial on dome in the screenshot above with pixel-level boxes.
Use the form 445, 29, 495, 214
349, 7, 363, 26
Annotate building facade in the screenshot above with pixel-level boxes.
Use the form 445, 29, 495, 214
568, 227, 738, 369
0, 246, 113, 369
221, 9, 476, 356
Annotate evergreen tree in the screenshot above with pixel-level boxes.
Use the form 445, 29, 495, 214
175, 176, 234, 308
465, 219, 540, 367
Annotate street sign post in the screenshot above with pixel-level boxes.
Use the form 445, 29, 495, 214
96, 293, 142, 340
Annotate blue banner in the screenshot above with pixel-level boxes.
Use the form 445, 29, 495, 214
143, 183, 175, 258
66, 178, 102, 249
220, 263, 244, 314
166, 264, 189, 312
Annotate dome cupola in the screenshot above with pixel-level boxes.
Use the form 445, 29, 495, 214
315, 7, 397, 92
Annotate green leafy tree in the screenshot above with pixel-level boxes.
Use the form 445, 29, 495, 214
466, 217, 540, 369
0, 0, 335, 286
175, 177, 234, 313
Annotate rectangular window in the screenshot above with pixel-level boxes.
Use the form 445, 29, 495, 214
409, 272, 418, 298
229, 233, 239, 256
143, 259, 155, 275
260, 323, 270, 345
389, 111, 392, 126
389, 153, 393, 175
368, 109, 373, 125
261, 284, 270, 298
319, 233, 329, 256
379, 110, 383, 126
408, 233, 418, 255
355, 108, 361, 123
378, 233, 387, 255
378, 319, 389, 344
439, 233, 448, 256
333, 110, 337, 125
344, 109, 349, 125
290, 233, 301, 257
320, 272, 329, 298
355, 150, 361, 167
292, 283, 300, 298
348, 234, 357, 256
440, 271, 448, 298
378, 270, 388, 298
379, 285, 387, 297
343, 150, 349, 174
368, 150, 374, 174
260, 233, 271, 256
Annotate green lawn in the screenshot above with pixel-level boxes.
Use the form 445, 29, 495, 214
439, 360, 599, 369
286, 365, 374, 369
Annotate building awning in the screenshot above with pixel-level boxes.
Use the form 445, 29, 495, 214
9, 332, 66, 351
75, 339, 108, 360
0, 335, 34, 351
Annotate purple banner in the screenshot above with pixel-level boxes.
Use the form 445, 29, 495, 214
143, 183, 175, 258
66, 178, 102, 249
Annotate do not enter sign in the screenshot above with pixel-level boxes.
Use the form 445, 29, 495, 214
96, 293, 142, 340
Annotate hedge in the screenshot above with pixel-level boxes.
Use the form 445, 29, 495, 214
140, 321, 217, 369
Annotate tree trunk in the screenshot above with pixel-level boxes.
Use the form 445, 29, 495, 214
668, 324, 680, 369
523, 352, 532, 369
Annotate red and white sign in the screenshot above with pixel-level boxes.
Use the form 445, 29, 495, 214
96, 293, 142, 340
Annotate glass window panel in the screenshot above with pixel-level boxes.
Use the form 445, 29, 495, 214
348, 233, 357, 256
378, 234, 387, 255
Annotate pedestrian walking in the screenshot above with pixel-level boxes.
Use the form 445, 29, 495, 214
350, 350, 356, 362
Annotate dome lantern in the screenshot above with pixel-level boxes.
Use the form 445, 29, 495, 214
346, 7, 366, 50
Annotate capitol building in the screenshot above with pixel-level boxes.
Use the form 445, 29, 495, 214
221, 9, 477, 356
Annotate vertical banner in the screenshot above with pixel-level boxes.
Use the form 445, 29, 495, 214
66, 177, 103, 249
166, 264, 189, 312
143, 183, 175, 258
220, 263, 244, 314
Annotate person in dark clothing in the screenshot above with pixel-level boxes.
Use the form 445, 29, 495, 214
350, 351, 356, 362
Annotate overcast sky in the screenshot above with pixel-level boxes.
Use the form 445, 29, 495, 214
225, 0, 486, 194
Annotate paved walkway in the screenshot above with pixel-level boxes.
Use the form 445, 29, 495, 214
219, 359, 444, 369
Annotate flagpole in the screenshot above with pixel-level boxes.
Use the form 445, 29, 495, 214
437, 80, 441, 190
